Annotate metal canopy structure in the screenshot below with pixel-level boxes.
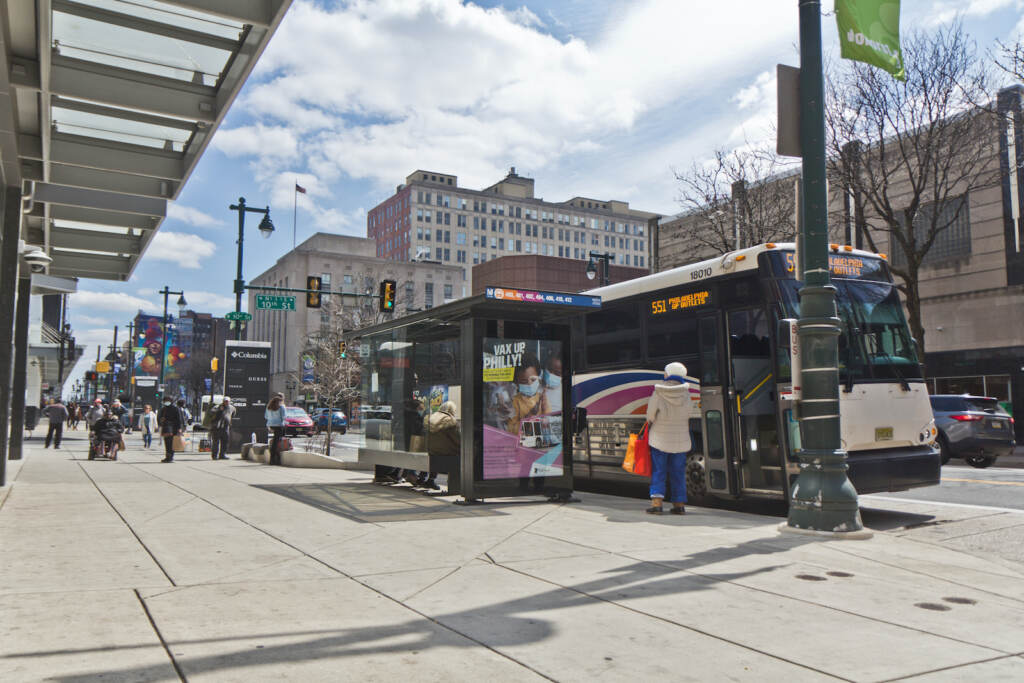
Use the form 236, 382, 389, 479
1, 0, 292, 281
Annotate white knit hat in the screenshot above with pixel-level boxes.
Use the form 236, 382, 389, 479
664, 362, 688, 383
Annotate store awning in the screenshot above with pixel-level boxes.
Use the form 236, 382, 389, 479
2, 0, 292, 280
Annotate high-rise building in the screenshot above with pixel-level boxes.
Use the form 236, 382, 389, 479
367, 168, 659, 289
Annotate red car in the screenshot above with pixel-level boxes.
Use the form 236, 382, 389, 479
283, 406, 315, 436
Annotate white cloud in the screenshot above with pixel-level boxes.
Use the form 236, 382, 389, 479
167, 203, 225, 228
72, 290, 156, 312
927, 0, 1022, 26
224, 0, 796, 210
178, 290, 236, 312
145, 232, 217, 269
74, 327, 122, 347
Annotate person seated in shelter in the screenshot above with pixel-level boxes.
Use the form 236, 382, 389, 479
506, 352, 549, 435
419, 401, 459, 490
541, 352, 563, 413
91, 409, 125, 460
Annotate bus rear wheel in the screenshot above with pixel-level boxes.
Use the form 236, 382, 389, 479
686, 455, 707, 498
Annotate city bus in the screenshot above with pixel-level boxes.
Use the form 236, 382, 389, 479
572, 242, 940, 501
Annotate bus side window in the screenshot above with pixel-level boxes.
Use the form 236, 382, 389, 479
585, 303, 642, 365
705, 410, 724, 460
699, 317, 719, 385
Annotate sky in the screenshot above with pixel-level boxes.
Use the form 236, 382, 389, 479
61, 0, 1024, 393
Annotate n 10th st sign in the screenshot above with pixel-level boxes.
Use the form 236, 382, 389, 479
255, 294, 296, 310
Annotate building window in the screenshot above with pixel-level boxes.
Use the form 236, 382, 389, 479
435, 247, 442, 260
444, 213, 451, 225
424, 282, 434, 309
444, 284, 453, 300
892, 195, 972, 267
456, 232, 466, 245
444, 231, 451, 243
444, 248, 450, 260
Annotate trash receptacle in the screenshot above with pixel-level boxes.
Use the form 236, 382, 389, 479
24, 405, 39, 431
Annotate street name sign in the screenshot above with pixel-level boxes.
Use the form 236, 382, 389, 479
225, 311, 252, 321
255, 295, 296, 310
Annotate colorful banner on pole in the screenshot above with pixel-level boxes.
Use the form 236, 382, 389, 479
836, 0, 905, 81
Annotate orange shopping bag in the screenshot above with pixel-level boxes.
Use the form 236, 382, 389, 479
622, 423, 651, 476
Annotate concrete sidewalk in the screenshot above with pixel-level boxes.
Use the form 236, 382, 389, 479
1, 431, 1023, 682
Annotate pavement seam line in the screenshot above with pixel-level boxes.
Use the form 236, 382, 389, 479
924, 520, 1024, 543
134, 467, 560, 681
490, 558, 851, 682
76, 461, 178, 587
878, 651, 1024, 682
134, 589, 188, 682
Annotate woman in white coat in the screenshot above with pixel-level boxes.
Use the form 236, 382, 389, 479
645, 362, 692, 515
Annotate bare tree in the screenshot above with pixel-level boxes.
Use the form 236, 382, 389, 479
296, 300, 362, 456
996, 38, 1024, 83
674, 147, 799, 256
826, 21, 999, 355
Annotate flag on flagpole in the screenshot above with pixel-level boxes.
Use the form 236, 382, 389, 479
295, 183, 306, 194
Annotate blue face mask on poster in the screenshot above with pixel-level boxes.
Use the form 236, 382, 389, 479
543, 370, 561, 388
518, 378, 540, 397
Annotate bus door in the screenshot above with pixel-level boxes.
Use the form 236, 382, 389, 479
698, 313, 734, 495
727, 308, 784, 495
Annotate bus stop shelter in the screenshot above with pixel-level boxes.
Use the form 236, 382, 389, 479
347, 287, 600, 503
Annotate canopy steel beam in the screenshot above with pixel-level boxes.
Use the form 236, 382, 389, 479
53, 0, 241, 52
27, 163, 178, 199
43, 203, 160, 229
49, 250, 131, 278
11, 55, 219, 123
49, 226, 141, 254
51, 96, 198, 132
24, 133, 187, 179
31, 181, 166, 216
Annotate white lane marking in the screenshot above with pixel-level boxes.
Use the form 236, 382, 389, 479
863, 495, 1024, 515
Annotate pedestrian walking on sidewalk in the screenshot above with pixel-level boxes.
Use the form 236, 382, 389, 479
43, 398, 69, 449
66, 401, 76, 429
158, 398, 183, 463
265, 393, 286, 466
139, 404, 158, 449
645, 362, 691, 516
209, 396, 235, 460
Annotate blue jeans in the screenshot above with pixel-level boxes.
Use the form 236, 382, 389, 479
649, 446, 687, 503
143, 430, 152, 448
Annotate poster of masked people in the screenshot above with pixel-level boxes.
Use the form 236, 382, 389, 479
482, 337, 563, 479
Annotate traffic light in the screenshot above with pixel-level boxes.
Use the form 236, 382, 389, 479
339, 341, 347, 358
85, 371, 98, 381
307, 275, 322, 308
210, 357, 218, 372
379, 279, 396, 312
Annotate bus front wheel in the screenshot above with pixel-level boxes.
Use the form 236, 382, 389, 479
686, 455, 708, 498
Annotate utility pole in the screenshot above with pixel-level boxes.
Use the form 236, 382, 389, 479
108, 326, 118, 401
786, 0, 865, 535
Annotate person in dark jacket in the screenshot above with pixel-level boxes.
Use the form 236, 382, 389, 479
208, 397, 235, 460
91, 409, 124, 460
158, 398, 183, 463
43, 398, 69, 448
418, 401, 459, 490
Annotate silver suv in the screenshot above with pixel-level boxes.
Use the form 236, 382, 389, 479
930, 395, 1015, 468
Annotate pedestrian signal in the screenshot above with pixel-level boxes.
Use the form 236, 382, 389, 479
339, 341, 347, 358
379, 279, 396, 312
307, 275, 322, 308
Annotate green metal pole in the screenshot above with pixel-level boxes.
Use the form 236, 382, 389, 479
787, 0, 864, 534
159, 288, 169, 399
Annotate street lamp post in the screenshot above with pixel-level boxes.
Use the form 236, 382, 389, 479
585, 251, 613, 287
158, 287, 187, 400
785, 0, 865, 535
228, 197, 275, 340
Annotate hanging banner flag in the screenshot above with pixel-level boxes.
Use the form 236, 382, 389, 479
836, 0, 905, 81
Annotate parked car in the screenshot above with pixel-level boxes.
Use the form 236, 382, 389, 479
315, 408, 348, 434
930, 394, 1015, 468
283, 406, 315, 437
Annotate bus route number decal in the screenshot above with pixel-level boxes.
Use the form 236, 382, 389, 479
651, 290, 711, 315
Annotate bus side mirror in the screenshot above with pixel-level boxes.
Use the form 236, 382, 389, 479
572, 406, 587, 435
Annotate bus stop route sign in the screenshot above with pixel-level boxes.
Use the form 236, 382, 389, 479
255, 295, 296, 310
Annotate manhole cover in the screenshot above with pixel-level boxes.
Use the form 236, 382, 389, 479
942, 597, 977, 605
795, 574, 827, 581
826, 571, 854, 578
914, 602, 951, 611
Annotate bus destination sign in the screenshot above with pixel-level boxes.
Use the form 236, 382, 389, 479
651, 290, 711, 315
782, 252, 886, 280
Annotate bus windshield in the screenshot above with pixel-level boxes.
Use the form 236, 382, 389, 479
777, 278, 921, 383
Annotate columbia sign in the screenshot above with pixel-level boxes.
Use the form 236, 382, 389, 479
836, 0, 905, 81
230, 351, 267, 360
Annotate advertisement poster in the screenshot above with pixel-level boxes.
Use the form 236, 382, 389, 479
482, 337, 563, 479
223, 341, 271, 451
134, 314, 187, 379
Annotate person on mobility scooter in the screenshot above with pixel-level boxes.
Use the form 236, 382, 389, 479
90, 409, 124, 460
